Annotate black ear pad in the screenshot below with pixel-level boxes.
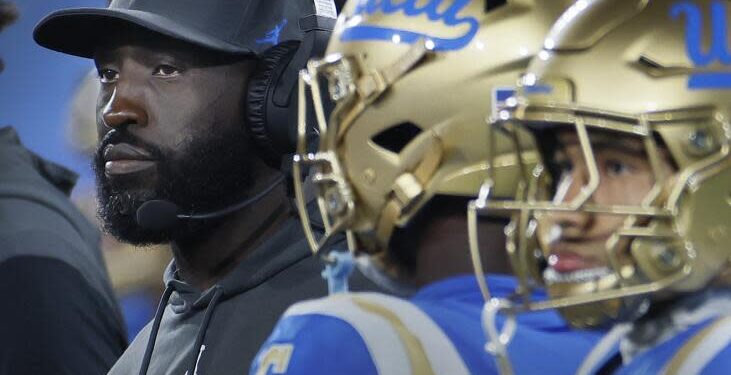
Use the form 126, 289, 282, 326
245, 41, 300, 166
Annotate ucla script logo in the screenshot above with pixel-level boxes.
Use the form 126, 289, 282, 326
340, 0, 479, 51
672, 0, 731, 89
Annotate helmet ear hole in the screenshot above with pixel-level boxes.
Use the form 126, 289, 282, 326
485, 0, 507, 13
371, 122, 423, 154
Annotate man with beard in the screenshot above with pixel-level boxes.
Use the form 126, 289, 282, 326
0, 2, 127, 374
33, 1, 376, 374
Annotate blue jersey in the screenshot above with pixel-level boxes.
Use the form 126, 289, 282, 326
577, 290, 731, 375
250, 275, 603, 375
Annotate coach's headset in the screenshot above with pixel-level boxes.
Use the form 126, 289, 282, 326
247, 14, 334, 167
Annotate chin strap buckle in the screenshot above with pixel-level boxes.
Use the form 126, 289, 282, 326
321, 250, 355, 294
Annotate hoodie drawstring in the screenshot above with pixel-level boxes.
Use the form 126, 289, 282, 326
186, 286, 224, 374
138, 284, 174, 375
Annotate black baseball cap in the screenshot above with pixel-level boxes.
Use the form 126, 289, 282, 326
34, 0, 338, 58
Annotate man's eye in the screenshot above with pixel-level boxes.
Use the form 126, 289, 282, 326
554, 160, 573, 175
98, 69, 119, 84
605, 159, 632, 177
153, 65, 181, 77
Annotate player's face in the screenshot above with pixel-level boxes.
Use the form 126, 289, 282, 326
537, 130, 673, 280
92, 29, 257, 245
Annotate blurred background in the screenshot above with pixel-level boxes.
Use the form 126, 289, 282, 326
0, 0, 170, 341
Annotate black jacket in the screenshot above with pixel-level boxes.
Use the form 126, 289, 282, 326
0, 126, 127, 374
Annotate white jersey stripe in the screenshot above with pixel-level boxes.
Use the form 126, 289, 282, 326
576, 324, 631, 375
353, 293, 470, 375
285, 295, 411, 375
664, 315, 731, 375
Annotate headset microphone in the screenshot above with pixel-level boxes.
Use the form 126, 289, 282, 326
136, 174, 285, 232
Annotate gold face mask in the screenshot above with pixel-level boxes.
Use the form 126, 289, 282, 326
470, 0, 731, 329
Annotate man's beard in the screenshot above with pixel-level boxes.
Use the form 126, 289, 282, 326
93, 128, 255, 246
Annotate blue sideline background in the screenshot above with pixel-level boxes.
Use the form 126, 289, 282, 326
0, 0, 101, 177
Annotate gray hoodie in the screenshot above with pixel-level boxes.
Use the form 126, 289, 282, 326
108, 207, 381, 375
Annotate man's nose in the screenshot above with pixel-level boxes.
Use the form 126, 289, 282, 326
549, 166, 593, 235
547, 208, 593, 239
100, 83, 148, 130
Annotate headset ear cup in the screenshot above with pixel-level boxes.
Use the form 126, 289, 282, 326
246, 42, 300, 166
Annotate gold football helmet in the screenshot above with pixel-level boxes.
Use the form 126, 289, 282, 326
293, 0, 572, 280
474, 0, 731, 329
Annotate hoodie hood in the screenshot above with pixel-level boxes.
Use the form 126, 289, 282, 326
0, 126, 109, 279
0, 127, 97, 242
161, 214, 313, 314
0, 127, 78, 192
137, 213, 315, 375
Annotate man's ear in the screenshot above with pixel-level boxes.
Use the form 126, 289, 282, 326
0, 1, 19, 33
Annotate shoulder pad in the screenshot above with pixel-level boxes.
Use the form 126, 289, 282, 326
284, 293, 469, 375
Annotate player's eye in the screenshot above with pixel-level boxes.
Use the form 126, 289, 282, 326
553, 158, 574, 177
557, 160, 573, 173
98, 69, 119, 84
153, 64, 181, 77
604, 159, 633, 177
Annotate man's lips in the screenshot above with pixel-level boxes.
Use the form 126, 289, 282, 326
549, 253, 587, 273
103, 143, 157, 176
547, 250, 598, 274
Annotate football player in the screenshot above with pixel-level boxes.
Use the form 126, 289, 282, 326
250, 1, 603, 374
471, 0, 731, 373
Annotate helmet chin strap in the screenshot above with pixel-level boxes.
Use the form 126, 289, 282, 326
374, 134, 443, 249
320, 250, 355, 295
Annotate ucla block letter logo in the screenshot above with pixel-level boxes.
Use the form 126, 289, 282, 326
672, 0, 731, 89
340, 0, 479, 51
